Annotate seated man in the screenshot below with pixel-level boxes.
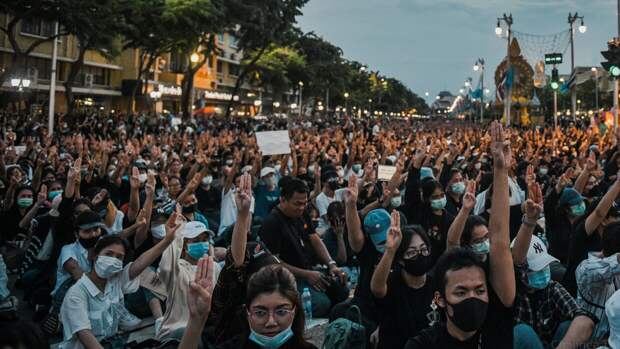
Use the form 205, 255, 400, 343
258, 177, 348, 317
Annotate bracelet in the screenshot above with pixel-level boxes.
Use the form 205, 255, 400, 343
328, 260, 337, 266
522, 215, 537, 228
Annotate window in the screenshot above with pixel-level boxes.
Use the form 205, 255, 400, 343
216, 60, 223, 74
79, 66, 110, 86
229, 35, 239, 49
229, 64, 239, 77
217, 33, 225, 46
21, 19, 55, 37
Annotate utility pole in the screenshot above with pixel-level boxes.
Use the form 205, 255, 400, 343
568, 12, 586, 122
48, 21, 59, 136
497, 14, 513, 127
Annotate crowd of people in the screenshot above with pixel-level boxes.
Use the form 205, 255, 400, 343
0, 110, 620, 348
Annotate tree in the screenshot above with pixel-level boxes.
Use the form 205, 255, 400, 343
60, 0, 126, 114
0, 1, 68, 88
223, 0, 309, 118
249, 44, 306, 102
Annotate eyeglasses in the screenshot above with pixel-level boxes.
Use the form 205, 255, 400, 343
404, 246, 430, 259
249, 307, 295, 324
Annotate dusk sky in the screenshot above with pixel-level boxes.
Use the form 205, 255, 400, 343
298, 0, 619, 104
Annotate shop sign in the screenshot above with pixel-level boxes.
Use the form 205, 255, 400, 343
204, 90, 239, 101
158, 84, 182, 96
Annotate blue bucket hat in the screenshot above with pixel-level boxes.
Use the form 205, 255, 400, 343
420, 167, 435, 181
363, 209, 392, 253
559, 188, 584, 206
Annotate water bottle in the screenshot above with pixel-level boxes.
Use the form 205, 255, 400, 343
302, 288, 313, 321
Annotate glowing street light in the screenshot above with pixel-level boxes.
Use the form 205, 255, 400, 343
190, 53, 200, 63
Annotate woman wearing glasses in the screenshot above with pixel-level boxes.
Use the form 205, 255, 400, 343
179, 259, 316, 349
370, 211, 435, 349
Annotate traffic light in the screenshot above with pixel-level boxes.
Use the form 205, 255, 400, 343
550, 68, 559, 90
602, 39, 620, 78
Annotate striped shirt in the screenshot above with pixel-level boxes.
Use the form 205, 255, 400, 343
576, 252, 620, 340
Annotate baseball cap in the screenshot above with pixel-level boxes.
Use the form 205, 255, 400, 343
260, 167, 276, 178
181, 221, 208, 239
607, 289, 620, 349
363, 209, 391, 252
75, 210, 106, 230
49, 195, 63, 217
525, 235, 558, 272
559, 188, 584, 206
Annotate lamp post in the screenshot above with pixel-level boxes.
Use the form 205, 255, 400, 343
474, 58, 485, 123
48, 20, 59, 136
568, 12, 586, 122
496, 13, 513, 127
591, 67, 599, 116
344, 92, 350, 116
298, 81, 304, 117
189, 52, 200, 117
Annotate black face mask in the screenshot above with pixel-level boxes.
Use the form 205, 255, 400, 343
182, 204, 196, 214
79, 236, 99, 249
446, 297, 488, 332
327, 180, 339, 191
402, 254, 434, 276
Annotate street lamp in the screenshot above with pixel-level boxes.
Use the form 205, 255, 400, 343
190, 53, 200, 63
474, 58, 485, 123
497, 13, 513, 126
568, 12, 586, 122
298, 81, 304, 117
592, 67, 599, 114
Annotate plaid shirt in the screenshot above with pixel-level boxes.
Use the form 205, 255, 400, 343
514, 263, 591, 344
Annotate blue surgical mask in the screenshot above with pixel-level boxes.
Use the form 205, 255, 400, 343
430, 196, 447, 210
570, 202, 586, 217
352, 164, 362, 173
187, 242, 209, 260
471, 239, 490, 255
451, 182, 466, 195
527, 266, 551, 290
48, 190, 63, 201
249, 326, 293, 349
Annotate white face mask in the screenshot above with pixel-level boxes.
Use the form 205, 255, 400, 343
202, 175, 213, 186
390, 196, 402, 208
138, 173, 148, 184
95, 255, 123, 279
151, 224, 166, 239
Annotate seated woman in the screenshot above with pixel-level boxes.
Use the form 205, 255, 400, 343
179, 261, 317, 349
58, 209, 182, 348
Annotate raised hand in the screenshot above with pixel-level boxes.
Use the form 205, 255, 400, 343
145, 170, 156, 196
585, 151, 597, 172
525, 181, 544, 220
556, 167, 574, 193
489, 121, 510, 169
129, 166, 140, 189
37, 184, 48, 204
525, 165, 536, 186
343, 173, 359, 205
462, 180, 477, 211
385, 210, 402, 253
165, 204, 185, 241
234, 172, 253, 214
187, 256, 216, 321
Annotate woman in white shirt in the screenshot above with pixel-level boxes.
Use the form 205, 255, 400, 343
59, 209, 183, 349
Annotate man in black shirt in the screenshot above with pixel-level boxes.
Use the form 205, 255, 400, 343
258, 178, 347, 317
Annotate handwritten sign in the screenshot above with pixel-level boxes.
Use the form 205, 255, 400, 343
255, 130, 291, 156
377, 165, 397, 181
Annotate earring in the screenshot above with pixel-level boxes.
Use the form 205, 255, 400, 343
426, 300, 441, 326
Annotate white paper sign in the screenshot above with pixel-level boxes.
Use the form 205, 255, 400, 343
14, 146, 26, 156
377, 165, 397, 181
255, 130, 291, 156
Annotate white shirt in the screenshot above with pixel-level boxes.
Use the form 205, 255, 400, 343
315, 189, 346, 232
218, 187, 255, 235
52, 242, 91, 296
473, 177, 525, 215
103, 210, 125, 235
59, 263, 140, 349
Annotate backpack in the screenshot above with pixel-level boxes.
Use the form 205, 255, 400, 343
322, 305, 366, 349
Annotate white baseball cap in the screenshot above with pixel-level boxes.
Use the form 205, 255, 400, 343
260, 167, 276, 178
607, 289, 620, 349
525, 235, 558, 272
181, 221, 208, 239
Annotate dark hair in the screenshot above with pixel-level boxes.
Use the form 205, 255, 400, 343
246, 265, 311, 347
432, 247, 487, 296
0, 320, 48, 349
93, 234, 130, 262
281, 178, 308, 200
602, 222, 620, 257
395, 225, 431, 262
421, 179, 442, 203
73, 197, 93, 211
462, 215, 488, 246
326, 201, 345, 223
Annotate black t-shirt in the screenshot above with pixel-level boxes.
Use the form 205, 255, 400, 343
378, 269, 433, 349
197, 185, 222, 213
404, 289, 513, 349
427, 212, 453, 264
258, 207, 315, 269
353, 233, 382, 303
563, 222, 601, 295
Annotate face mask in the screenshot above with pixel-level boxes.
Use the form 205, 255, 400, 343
202, 175, 213, 186
451, 182, 466, 195
390, 196, 402, 208
474, 163, 482, 170
402, 254, 433, 276
151, 224, 166, 239
138, 173, 147, 184
187, 242, 209, 260
182, 204, 196, 214
570, 202, 586, 217
249, 326, 293, 349
539, 168, 549, 176
446, 297, 488, 332
471, 239, 490, 255
79, 236, 99, 249
337, 169, 345, 178
308, 165, 315, 175
352, 164, 362, 173
265, 176, 277, 187
17, 197, 33, 208
48, 190, 63, 201
95, 255, 123, 279
225, 159, 234, 166
527, 265, 551, 290
430, 196, 447, 210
